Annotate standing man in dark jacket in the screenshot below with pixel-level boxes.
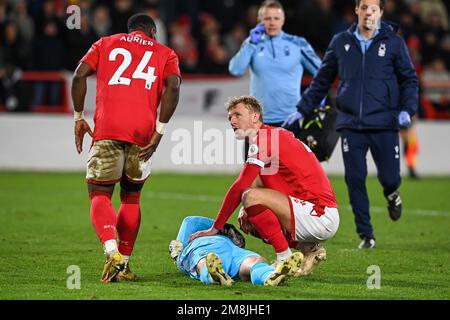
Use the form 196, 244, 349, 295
290, 0, 419, 249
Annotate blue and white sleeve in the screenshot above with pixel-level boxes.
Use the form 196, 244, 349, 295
300, 38, 322, 77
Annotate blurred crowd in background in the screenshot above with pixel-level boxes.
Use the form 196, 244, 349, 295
0, 0, 449, 117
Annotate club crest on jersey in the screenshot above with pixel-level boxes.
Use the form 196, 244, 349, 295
344, 44, 350, 52
378, 43, 386, 57
248, 144, 259, 157
284, 46, 290, 56
257, 46, 265, 56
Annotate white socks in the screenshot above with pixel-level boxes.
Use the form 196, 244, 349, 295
122, 255, 130, 267
103, 241, 130, 267
276, 248, 292, 262
104, 239, 118, 257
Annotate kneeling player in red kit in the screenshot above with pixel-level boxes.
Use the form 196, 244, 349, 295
190, 96, 339, 276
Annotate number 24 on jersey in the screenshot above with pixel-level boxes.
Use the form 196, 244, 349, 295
108, 48, 157, 90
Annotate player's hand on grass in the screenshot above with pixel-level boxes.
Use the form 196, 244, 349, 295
188, 227, 219, 243
74, 119, 93, 154
139, 131, 163, 161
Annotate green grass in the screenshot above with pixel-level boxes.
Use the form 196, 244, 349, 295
0, 172, 449, 300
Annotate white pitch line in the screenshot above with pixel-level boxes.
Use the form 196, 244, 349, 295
144, 191, 450, 217
341, 205, 449, 216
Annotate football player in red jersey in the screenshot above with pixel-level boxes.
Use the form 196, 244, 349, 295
71, 14, 181, 282
189, 96, 339, 276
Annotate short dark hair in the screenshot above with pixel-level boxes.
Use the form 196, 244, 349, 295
355, 0, 385, 10
127, 13, 156, 35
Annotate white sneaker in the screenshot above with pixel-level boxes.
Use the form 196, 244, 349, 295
358, 237, 376, 249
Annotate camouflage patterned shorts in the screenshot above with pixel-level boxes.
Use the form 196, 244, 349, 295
86, 140, 151, 184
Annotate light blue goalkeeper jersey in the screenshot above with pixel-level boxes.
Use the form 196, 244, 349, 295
229, 31, 321, 123
175, 216, 259, 280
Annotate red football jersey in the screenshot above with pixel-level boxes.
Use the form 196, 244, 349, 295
249, 125, 338, 208
81, 31, 181, 146
213, 124, 337, 230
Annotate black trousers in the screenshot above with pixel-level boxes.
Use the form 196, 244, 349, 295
340, 129, 401, 239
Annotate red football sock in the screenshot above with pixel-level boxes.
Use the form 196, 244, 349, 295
117, 192, 141, 256
89, 191, 117, 244
246, 206, 289, 253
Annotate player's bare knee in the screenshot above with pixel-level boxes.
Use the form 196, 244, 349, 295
120, 177, 144, 193
242, 256, 267, 271
242, 188, 261, 208
87, 182, 114, 196
239, 256, 267, 280
252, 256, 267, 265
196, 258, 206, 275
119, 178, 143, 203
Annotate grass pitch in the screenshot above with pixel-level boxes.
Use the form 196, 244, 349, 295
0, 172, 449, 300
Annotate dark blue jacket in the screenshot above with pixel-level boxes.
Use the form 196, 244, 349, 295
298, 22, 419, 131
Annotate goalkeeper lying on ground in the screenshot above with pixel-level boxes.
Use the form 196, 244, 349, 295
169, 216, 303, 286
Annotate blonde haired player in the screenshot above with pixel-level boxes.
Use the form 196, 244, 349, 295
189, 96, 339, 276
